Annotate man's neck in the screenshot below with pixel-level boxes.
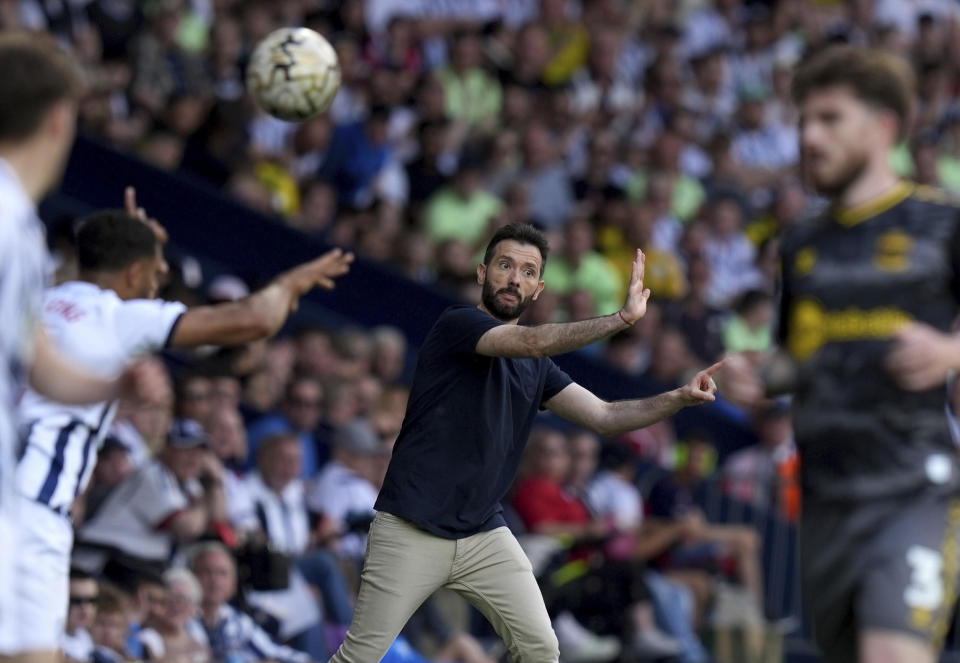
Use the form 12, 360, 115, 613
0, 143, 49, 204
834, 160, 901, 210
201, 602, 222, 627
78, 272, 131, 299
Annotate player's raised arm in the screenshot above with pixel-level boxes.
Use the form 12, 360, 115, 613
168, 248, 354, 348
543, 362, 721, 436
475, 248, 651, 358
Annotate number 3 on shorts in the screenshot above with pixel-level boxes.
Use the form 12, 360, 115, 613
904, 545, 944, 610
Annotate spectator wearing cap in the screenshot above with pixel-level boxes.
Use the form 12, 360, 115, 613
63, 569, 98, 663
77, 419, 228, 570
422, 154, 503, 247
307, 419, 385, 562
190, 541, 311, 663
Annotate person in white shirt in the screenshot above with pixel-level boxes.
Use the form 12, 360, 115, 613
190, 541, 311, 663
14, 202, 353, 656
0, 32, 170, 660
244, 433, 355, 658
77, 419, 225, 568
307, 418, 385, 562
62, 570, 99, 663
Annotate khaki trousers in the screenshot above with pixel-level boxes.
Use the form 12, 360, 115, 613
329, 511, 559, 663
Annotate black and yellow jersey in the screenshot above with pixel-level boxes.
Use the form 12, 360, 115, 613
779, 182, 960, 503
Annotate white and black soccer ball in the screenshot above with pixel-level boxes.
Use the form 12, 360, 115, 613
246, 27, 341, 122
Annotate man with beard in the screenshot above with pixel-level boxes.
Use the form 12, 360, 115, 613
13, 196, 352, 661
330, 222, 721, 663
720, 46, 960, 663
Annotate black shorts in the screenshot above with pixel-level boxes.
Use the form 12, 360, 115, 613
801, 492, 960, 663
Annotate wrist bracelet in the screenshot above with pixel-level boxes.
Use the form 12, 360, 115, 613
618, 310, 634, 326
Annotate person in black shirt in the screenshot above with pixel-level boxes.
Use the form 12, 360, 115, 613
329, 223, 720, 663
721, 45, 960, 663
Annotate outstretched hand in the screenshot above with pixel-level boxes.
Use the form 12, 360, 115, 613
678, 361, 722, 406
124, 186, 169, 245
283, 248, 355, 310
619, 249, 652, 324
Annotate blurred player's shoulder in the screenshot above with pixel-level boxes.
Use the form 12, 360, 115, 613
779, 200, 830, 254
909, 183, 960, 209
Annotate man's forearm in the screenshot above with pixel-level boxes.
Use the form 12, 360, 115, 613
527, 313, 629, 357
597, 390, 687, 436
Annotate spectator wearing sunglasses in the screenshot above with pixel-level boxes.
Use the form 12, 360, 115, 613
63, 569, 99, 663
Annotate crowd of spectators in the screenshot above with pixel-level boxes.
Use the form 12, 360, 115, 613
7, 0, 960, 660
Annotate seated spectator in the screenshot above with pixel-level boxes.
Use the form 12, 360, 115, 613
513, 428, 682, 661
541, 217, 623, 316
307, 419, 384, 562
647, 433, 765, 612
422, 157, 503, 247
725, 401, 799, 521
436, 31, 502, 130
63, 569, 99, 663
247, 375, 327, 478
204, 405, 255, 529
318, 105, 402, 208
243, 433, 354, 658
84, 436, 135, 522
91, 585, 134, 663
722, 289, 774, 354
663, 256, 726, 365
176, 373, 215, 425
137, 568, 210, 663
190, 542, 310, 663
519, 122, 574, 229
703, 194, 759, 306
78, 420, 228, 572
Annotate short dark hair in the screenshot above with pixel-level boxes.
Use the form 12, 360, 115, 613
69, 567, 95, 582
76, 210, 159, 273
791, 45, 915, 140
0, 31, 85, 143
483, 223, 549, 276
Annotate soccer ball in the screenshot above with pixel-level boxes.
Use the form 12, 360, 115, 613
246, 27, 341, 122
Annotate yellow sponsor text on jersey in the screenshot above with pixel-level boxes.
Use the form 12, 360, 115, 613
787, 298, 914, 360
874, 229, 914, 273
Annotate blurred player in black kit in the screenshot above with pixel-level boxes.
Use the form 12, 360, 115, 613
721, 45, 960, 663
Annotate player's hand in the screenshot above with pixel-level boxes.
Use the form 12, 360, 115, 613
677, 361, 722, 406
286, 248, 355, 295
886, 322, 960, 391
619, 249, 652, 324
124, 186, 169, 245
716, 353, 765, 407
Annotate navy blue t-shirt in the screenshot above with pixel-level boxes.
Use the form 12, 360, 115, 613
375, 305, 573, 538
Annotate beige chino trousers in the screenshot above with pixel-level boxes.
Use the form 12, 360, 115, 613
329, 511, 559, 663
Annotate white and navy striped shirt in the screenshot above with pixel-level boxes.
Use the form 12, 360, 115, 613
195, 604, 310, 663
0, 158, 48, 511
16, 281, 184, 513
245, 472, 310, 555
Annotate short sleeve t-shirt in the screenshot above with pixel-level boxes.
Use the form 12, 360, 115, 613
375, 305, 572, 538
